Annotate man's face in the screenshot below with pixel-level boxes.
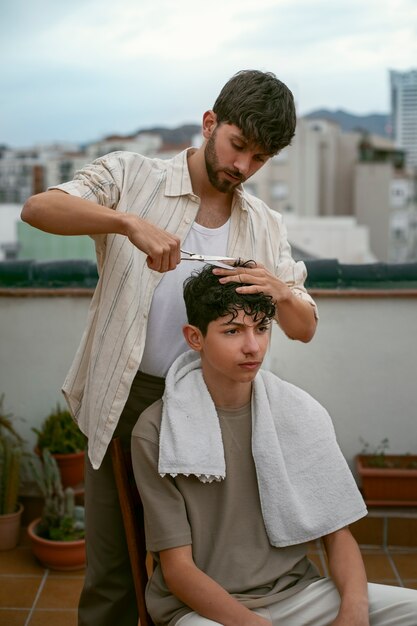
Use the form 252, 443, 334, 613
197, 309, 271, 389
204, 123, 271, 194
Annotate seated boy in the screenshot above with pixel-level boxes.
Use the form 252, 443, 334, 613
131, 265, 417, 626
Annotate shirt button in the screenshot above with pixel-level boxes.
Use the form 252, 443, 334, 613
184, 217, 191, 224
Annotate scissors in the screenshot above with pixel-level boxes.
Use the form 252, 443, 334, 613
180, 248, 239, 269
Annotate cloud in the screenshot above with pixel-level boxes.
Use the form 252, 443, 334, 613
1, 0, 417, 145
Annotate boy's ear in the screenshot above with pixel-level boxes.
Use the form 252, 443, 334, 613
183, 324, 204, 352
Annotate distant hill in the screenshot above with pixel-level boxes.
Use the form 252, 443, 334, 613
135, 111, 391, 145
304, 109, 391, 138
135, 124, 201, 145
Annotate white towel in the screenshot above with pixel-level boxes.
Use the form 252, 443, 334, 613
159, 351, 367, 547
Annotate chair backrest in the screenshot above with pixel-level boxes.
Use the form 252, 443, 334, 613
111, 437, 155, 626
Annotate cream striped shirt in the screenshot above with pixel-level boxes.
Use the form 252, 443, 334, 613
53, 149, 317, 469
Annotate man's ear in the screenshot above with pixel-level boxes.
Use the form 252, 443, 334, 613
183, 324, 204, 351
202, 110, 217, 140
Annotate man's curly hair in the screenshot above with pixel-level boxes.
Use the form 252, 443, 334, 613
212, 69, 296, 154
183, 264, 276, 336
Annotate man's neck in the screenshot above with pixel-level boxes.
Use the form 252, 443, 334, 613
187, 147, 234, 225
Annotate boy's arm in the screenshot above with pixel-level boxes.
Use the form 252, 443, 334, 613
160, 544, 270, 626
322, 527, 369, 626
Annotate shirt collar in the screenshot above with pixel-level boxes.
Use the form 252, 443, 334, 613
164, 148, 195, 197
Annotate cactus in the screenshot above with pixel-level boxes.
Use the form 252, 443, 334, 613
32, 404, 86, 454
29, 448, 84, 541
0, 395, 23, 515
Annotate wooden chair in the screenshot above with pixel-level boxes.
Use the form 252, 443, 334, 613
111, 437, 155, 626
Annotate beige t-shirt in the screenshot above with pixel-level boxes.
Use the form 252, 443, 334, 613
132, 399, 321, 626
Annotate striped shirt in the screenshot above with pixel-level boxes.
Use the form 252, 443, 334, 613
53, 149, 317, 469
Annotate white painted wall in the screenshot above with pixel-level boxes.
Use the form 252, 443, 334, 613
1, 291, 416, 478
268, 295, 417, 475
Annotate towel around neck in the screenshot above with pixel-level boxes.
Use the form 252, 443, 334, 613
159, 350, 367, 547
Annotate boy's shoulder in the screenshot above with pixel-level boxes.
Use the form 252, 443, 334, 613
132, 398, 163, 445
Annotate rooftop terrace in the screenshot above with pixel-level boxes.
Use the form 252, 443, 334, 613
0, 258, 416, 624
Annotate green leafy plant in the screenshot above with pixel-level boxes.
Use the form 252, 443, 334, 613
33, 404, 86, 454
30, 449, 84, 541
359, 437, 417, 469
359, 437, 390, 467
0, 394, 23, 515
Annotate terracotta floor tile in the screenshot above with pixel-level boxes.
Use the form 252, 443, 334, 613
28, 610, 77, 626
0, 577, 42, 609
388, 518, 417, 547
361, 553, 397, 581
48, 568, 85, 578
403, 581, 417, 590
0, 609, 30, 626
390, 553, 417, 579
35, 577, 83, 609
18, 529, 32, 548
0, 547, 45, 575
351, 516, 384, 545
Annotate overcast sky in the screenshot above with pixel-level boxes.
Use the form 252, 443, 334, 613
2, 0, 416, 147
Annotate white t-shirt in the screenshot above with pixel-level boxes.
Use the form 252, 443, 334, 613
139, 219, 230, 377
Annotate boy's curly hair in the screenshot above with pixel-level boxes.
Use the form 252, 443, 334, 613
183, 263, 276, 336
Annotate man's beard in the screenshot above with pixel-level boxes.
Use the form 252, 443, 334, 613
204, 131, 245, 193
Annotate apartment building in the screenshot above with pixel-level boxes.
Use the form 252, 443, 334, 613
390, 69, 417, 170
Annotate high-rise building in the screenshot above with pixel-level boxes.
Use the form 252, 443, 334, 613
390, 69, 417, 170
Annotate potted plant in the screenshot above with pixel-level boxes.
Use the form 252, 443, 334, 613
33, 403, 86, 488
27, 448, 85, 570
0, 395, 24, 550
356, 438, 417, 506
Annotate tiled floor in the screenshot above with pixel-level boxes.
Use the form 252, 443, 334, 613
1, 520, 417, 626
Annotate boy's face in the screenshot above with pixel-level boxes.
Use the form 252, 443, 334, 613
186, 309, 271, 389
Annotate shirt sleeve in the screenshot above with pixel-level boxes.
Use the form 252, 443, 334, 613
131, 432, 193, 553
276, 218, 319, 320
49, 152, 123, 209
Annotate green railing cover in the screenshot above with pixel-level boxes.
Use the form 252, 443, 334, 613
0, 259, 417, 289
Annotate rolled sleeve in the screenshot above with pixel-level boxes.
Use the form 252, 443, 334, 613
276, 221, 318, 320
49, 152, 123, 208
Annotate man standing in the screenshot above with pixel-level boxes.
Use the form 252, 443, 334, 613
22, 69, 318, 626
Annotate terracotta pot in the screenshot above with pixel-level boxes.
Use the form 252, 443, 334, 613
0, 503, 24, 550
356, 454, 417, 506
35, 448, 85, 488
27, 518, 86, 571
52, 450, 85, 488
